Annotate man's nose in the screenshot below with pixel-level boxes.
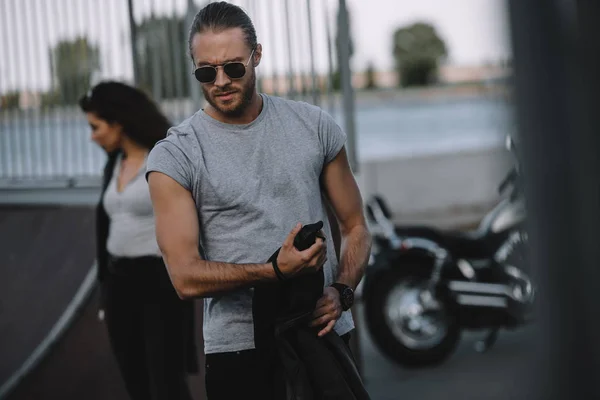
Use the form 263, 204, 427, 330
214, 67, 231, 87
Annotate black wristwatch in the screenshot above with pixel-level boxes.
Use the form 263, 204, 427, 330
330, 283, 354, 311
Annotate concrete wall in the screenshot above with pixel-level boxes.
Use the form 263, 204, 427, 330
1, 145, 514, 229
355, 145, 514, 228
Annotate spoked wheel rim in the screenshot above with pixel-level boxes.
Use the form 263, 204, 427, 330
383, 280, 449, 350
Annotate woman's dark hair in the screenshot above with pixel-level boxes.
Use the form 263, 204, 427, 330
78, 81, 170, 150
188, 1, 257, 62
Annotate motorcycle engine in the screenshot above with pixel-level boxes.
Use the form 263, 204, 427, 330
494, 230, 535, 305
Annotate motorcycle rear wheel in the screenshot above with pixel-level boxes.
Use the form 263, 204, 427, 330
365, 270, 460, 367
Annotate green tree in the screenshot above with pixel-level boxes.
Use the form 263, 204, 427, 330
0, 92, 20, 109
135, 15, 190, 99
392, 22, 447, 87
50, 36, 100, 104
364, 62, 377, 90
40, 91, 61, 107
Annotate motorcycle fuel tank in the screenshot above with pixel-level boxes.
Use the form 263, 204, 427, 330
479, 198, 526, 235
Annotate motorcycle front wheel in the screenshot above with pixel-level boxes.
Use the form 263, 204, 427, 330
365, 270, 460, 367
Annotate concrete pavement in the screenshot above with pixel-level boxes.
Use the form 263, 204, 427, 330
355, 302, 536, 400
5, 284, 537, 400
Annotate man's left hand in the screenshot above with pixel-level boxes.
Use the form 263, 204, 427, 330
310, 286, 342, 337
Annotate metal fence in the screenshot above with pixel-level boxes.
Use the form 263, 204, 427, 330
0, 0, 352, 183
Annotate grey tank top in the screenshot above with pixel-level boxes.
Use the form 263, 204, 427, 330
103, 153, 161, 258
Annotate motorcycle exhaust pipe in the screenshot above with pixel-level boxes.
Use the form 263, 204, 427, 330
447, 281, 514, 308
454, 294, 508, 308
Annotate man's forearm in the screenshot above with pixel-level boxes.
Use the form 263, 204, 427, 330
167, 256, 277, 299
336, 224, 372, 290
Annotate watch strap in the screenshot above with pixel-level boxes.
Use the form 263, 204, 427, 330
330, 282, 349, 292
268, 248, 286, 281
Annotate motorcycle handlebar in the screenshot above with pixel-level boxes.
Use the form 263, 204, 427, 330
365, 197, 402, 248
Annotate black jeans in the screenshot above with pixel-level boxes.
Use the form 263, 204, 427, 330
204, 332, 353, 400
103, 255, 193, 400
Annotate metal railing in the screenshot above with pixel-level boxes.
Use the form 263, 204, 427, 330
0, 0, 355, 184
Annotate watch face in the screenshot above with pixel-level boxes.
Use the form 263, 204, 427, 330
340, 287, 354, 310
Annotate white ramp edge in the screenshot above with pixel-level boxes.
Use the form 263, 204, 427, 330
0, 263, 98, 399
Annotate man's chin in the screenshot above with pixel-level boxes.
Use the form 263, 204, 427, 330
211, 100, 244, 116
223, 107, 245, 117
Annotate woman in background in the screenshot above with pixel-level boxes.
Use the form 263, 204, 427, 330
79, 81, 196, 400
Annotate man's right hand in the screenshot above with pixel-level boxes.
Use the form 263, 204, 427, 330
276, 223, 327, 278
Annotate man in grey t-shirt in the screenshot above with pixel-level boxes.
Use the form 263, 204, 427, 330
146, 2, 371, 399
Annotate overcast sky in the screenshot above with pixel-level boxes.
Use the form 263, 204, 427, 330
0, 0, 512, 93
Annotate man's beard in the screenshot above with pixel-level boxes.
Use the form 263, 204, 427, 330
202, 70, 256, 118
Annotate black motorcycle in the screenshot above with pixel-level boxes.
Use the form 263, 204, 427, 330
361, 135, 534, 367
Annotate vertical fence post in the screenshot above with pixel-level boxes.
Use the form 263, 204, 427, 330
266, 0, 279, 96
324, 3, 335, 117
305, 0, 319, 106
337, 0, 357, 172
283, 0, 295, 99
127, 0, 140, 85
186, 0, 202, 113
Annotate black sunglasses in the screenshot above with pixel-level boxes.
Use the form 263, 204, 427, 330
193, 49, 255, 84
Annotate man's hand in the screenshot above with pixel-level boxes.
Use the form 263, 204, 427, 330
276, 223, 327, 278
310, 286, 342, 337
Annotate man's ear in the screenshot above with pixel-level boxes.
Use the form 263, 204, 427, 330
253, 43, 263, 67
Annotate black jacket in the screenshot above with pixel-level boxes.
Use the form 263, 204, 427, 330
253, 261, 371, 399
96, 151, 198, 374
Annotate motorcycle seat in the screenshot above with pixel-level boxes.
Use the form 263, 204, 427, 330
444, 228, 487, 244
394, 225, 490, 259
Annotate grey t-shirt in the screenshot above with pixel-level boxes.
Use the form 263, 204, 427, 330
146, 94, 354, 354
